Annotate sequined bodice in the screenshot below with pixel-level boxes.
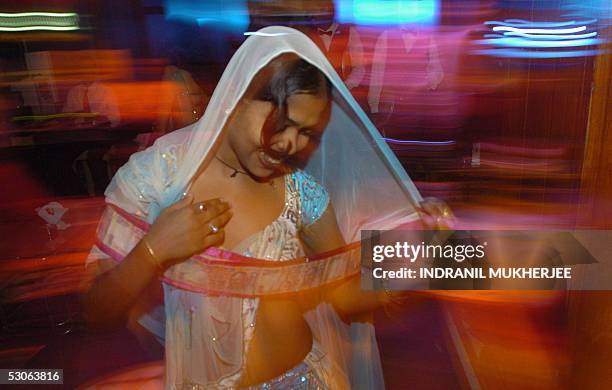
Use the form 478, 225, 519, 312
163, 171, 329, 389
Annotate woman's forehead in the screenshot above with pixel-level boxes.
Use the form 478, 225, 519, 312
286, 93, 330, 128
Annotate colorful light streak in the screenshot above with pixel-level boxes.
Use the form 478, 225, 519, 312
471, 49, 605, 59
243, 32, 288, 37
503, 31, 597, 40
0, 12, 77, 17
491, 25, 587, 34
0, 12, 79, 31
335, 0, 439, 25
164, 0, 248, 33
476, 19, 603, 58
484, 19, 596, 28
12, 113, 100, 122
0, 26, 79, 32
476, 37, 601, 48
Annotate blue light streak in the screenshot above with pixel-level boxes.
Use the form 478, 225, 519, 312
484, 19, 596, 28
477, 37, 601, 48
335, 0, 439, 25
503, 31, 597, 40
471, 49, 605, 59
477, 18, 604, 58
164, 0, 248, 33
492, 25, 587, 34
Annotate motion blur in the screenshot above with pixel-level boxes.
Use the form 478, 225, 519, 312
0, 1, 610, 388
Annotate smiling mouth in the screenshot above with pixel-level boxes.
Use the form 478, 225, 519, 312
258, 151, 283, 167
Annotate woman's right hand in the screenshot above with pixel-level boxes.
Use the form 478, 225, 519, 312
143, 195, 232, 266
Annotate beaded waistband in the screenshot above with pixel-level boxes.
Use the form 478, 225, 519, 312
243, 360, 327, 390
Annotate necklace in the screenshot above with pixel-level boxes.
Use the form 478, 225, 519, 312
215, 156, 248, 178
214, 156, 277, 189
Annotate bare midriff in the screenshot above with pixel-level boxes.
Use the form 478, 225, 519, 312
239, 299, 313, 387
189, 172, 313, 387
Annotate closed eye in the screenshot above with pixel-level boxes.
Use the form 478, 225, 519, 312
284, 118, 323, 139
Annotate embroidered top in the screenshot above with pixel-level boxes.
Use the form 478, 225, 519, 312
92, 133, 332, 388
162, 170, 329, 389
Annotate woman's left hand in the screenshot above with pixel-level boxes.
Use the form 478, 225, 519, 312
417, 197, 456, 230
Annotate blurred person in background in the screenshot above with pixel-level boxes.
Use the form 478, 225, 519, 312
312, 14, 366, 93
368, 23, 445, 126
139, 45, 209, 150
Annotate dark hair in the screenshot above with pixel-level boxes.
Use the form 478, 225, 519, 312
256, 56, 330, 103
245, 54, 331, 166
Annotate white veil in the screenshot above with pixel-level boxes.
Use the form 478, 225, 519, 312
107, 26, 422, 229
105, 26, 423, 389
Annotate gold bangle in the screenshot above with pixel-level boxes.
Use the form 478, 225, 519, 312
142, 236, 163, 271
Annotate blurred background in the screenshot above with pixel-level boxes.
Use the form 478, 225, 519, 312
0, 0, 610, 388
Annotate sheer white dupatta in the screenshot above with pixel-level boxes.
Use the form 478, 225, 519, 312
103, 26, 423, 389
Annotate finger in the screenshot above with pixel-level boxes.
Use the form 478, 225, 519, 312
429, 202, 455, 227
437, 204, 454, 219
434, 201, 453, 217
193, 201, 209, 214
196, 200, 231, 220
205, 210, 233, 231
193, 198, 227, 214
420, 201, 439, 217
201, 229, 225, 249
168, 194, 193, 211
200, 213, 232, 237
419, 212, 438, 229
200, 198, 225, 209
426, 199, 444, 214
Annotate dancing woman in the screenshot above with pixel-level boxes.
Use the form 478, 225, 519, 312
83, 26, 426, 389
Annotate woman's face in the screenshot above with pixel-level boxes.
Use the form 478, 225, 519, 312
225, 91, 330, 178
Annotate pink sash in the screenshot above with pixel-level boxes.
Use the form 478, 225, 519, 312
95, 204, 362, 297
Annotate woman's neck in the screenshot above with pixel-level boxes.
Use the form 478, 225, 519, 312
216, 133, 237, 160
214, 136, 285, 186
215, 138, 246, 178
